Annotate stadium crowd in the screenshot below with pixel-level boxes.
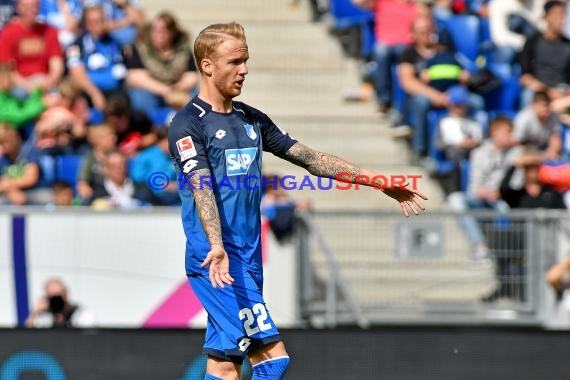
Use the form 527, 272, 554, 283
0, 0, 196, 208
345, 0, 570, 208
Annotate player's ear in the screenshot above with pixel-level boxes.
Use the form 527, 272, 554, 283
201, 58, 213, 77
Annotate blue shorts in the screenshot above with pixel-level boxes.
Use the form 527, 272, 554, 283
188, 270, 281, 364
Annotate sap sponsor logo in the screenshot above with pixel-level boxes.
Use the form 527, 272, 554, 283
225, 148, 257, 176
176, 136, 197, 161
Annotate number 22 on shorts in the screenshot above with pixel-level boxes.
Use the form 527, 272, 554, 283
239, 303, 272, 337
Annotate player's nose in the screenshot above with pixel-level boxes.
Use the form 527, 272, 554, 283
239, 62, 248, 76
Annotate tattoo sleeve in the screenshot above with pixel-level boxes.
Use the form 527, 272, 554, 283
284, 142, 385, 188
187, 168, 223, 247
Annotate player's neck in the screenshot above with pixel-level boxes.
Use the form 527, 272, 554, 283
198, 86, 233, 113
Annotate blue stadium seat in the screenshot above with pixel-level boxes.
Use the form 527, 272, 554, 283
391, 64, 406, 117
442, 15, 481, 62
55, 155, 83, 187
38, 155, 56, 187
328, 0, 375, 57
484, 64, 521, 111
460, 159, 470, 192
150, 107, 176, 127
427, 110, 456, 175
88, 108, 105, 125
562, 124, 570, 158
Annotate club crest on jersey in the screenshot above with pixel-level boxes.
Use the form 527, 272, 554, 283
225, 147, 257, 176
243, 124, 257, 140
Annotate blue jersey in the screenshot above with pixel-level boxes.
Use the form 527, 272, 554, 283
168, 96, 297, 276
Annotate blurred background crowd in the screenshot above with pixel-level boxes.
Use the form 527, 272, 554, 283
0, 0, 197, 208
328, 0, 570, 255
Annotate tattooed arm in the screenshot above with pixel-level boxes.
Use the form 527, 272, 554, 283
284, 142, 428, 216
188, 168, 234, 287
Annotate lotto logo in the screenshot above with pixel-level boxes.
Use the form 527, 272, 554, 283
225, 147, 257, 176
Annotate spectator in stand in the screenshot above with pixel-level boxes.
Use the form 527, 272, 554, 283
89, 150, 151, 208
52, 79, 91, 136
398, 14, 478, 162
0, 61, 51, 128
435, 85, 483, 196
25, 277, 95, 328
520, 1, 570, 106
468, 117, 523, 210
0, 0, 64, 97
500, 149, 566, 209
103, 91, 155, 157
513, 91, 562, 160
66, 4, 127, 111
96, 0, 145, 47
77, 123, 116, 202
0, 0, 16, 30
448, 117, 522, 260
0, 123, 52, 205
130, 128, 180, 206
124, 11, 198, 116
488, 0, 545, 64
38, 0, 83, 48
352, 0, 420, 114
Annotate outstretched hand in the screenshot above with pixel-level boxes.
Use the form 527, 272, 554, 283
383, 184, 428, 217
201, 245, 234, 288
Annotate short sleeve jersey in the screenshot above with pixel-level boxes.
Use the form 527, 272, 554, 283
168, 96, 297, 276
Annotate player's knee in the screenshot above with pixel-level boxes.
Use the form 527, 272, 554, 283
206, 357, 240, 380
252, 356, 290, 379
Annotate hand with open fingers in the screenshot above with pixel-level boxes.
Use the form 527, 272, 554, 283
383, 183, 428, 217
201, 245, 234, 288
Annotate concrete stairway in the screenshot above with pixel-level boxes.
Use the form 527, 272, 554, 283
141, 0, 445, 210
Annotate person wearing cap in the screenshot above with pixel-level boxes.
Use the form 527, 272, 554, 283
520, 0, 570, 106
437, 85, 483, 173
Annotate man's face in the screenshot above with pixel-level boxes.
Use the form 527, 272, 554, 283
17, 0, 39, 24
524, 164, 540, 183
533, 100, 551, 122
546, 5, 565, 34
105, 153, 127, 184
85, 8, 106, 39
45, 280, 67, 300
491, 123, 513, 149
413, 18, 435, 48
209, 38, 249, 99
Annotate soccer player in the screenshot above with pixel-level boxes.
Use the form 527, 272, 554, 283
168, 22, 427, 380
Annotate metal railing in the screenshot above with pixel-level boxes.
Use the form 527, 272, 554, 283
297, 209, 570, 328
